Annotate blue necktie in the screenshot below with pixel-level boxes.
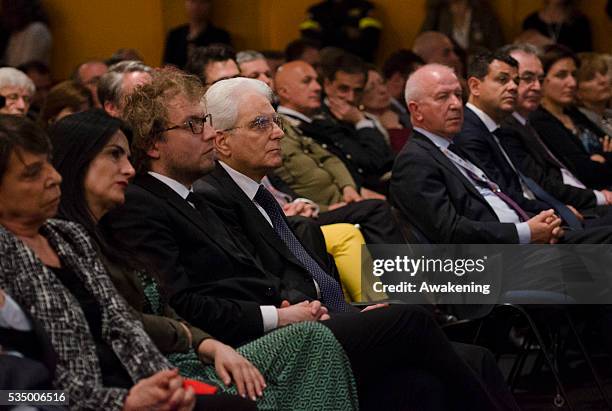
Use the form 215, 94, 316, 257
254, 185, 353, 312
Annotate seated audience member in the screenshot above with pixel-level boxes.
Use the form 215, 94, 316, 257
104, 68, 516, 411
0, 67, 35, 116
97, 60, 152, 117
72, 59, 108, 107
273, 61, 404, 243
49, 109, 359, 410
412, 31, 463, 76
497, 44, 612, 211
38, 80, 92, 128
285, 52, 393, 192
391, 63, 612, 245
0, 114, 259, 411
530, 45, 612, 190
576, 52, 612, 137
17, 60, 52, 117
382, 49, 425, 129
362, 66, 411, 153
163, 0, 231, 69
186, 44, 240, 88
284, 38, 321, 70
260, 50, 286, 76
453, 49, 612, 232
236, 50, 274, 89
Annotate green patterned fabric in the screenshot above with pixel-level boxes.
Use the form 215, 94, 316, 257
139, 272, 359, 410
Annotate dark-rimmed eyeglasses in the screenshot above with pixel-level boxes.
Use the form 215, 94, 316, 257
163, 114, 213, 134
223, 114, 283, 133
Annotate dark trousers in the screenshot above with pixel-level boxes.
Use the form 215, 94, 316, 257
316, 199, 404, 244
321, 304, 519, 411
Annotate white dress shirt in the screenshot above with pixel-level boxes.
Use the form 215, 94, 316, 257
415, 127, 531, 244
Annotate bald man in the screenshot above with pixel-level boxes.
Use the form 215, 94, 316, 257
275, 60, 393, 193
413, 31, 462, 76
273, 61, 404, 244
391, 63, 565, 244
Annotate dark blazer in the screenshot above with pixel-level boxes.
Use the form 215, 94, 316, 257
498, 114, 597, 210
389, 131, 519, 244
194, 164, 338, 292
291, 108, 394, 188
529, 107, 612, 190
454, 106, 548, 214
104, 173, 287, 346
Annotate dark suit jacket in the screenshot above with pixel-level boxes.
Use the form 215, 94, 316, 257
390, 131, 519, 244
454, 107, 548, 214
498, 114, 597, 210
104, 173, 288, 345
292, 108, 394, 188
194, 164, 339, 292
529, 107, 612, 190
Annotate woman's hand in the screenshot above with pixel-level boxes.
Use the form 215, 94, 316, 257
198, 339, 265, 401
123, 369, 195, 411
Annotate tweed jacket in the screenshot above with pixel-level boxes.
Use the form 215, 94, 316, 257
0, 219, 171, 411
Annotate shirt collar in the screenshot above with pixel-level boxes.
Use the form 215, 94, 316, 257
218, 161, 261, 201
148, 171, 191, 200
413, 127, 452, 149
512, 111, 528, 126
277, 105, 313, 124
466, 103, 499, 133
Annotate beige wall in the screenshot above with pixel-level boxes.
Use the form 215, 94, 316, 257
42, 0, 612, 80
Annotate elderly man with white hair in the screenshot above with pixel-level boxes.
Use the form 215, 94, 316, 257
0, 67, 35, 116
196, 76, 521, 411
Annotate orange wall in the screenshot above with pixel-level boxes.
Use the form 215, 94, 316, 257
43, 0, 612, 80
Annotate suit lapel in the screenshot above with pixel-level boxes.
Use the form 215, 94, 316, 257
413, 133, 486, 201
134, 174, 237, 256
209, 166, 307, 269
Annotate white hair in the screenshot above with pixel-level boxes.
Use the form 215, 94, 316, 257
404, 63, 456, 105
236, 50, 266, 65
0, 67, 35, 94
205, 77, 273, 130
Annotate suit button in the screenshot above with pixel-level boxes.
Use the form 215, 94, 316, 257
346, 154, 352, 159
318, 163, 324, 167
322, 144, 328, 149
265, 287, 274, 296
303, 149, 309, 154
358, 168, 363, 173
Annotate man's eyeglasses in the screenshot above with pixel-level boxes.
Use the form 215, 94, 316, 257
519, 73, 546, 85
223, 114, 284, 132
163, 114, 213, 134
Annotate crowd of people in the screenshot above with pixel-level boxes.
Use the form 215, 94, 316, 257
1, 0, 612, 410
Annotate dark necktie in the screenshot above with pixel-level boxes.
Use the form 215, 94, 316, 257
446, 144, 530, 222
254, 185, 352, 312
186, 191, 204, 209
491, 130, 583, 230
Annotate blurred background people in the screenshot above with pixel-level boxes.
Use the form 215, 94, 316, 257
576, 52, 612, 137
17, 60, 51, 117
522, 0, 592, 52
72, 59, 108, 108
37, 80, 91, 128
1, 0, 52, 67
163, 0, 231, 69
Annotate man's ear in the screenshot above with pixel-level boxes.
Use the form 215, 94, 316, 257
147, 141, 161, 160
407, 101, 422, 122
104, 101, 120, 118
467, 76, 481, 97
214, 130, 231, 158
